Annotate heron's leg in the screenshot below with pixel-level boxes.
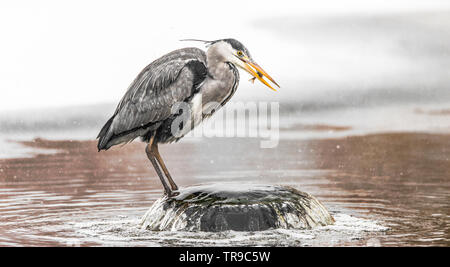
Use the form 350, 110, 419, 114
145, 143, 172, 196
151, 143, 179, 191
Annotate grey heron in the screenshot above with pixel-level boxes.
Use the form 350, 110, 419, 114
97, 38, 279, 196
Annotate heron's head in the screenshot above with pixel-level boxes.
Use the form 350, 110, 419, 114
211, 38, 279, 91
187, 38, 280, 91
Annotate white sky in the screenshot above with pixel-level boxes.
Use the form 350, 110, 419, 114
0, 0, 449, 111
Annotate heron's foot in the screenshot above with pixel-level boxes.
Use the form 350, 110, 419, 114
164, 190, 180, 198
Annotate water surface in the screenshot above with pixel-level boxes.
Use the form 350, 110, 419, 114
0, 133, 448, 246
0, 102, 449, 246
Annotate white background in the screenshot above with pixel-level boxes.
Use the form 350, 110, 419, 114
1, 0, 449, 111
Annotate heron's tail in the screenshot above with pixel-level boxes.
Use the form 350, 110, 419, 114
97, 115, 115, 151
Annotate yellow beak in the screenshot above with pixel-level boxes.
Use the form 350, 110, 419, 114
240, 57, 280, 91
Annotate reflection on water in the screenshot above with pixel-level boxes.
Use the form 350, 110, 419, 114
0, 131, 448, 246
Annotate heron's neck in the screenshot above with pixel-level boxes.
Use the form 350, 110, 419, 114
199, 51, 239, 106
206, 52, 233, 80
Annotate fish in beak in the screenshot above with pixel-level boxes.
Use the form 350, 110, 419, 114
239, 57, 280, 91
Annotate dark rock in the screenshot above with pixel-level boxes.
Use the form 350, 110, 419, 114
141, 183, 334, 232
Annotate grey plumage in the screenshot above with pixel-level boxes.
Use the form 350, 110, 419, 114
97, 39, 247, 151
97, 47, 208, 150
97, 38, 278, 196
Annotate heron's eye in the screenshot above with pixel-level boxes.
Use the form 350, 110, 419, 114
237, 50, 244, 57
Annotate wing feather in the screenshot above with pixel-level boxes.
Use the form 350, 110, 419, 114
97, 47, 207, 150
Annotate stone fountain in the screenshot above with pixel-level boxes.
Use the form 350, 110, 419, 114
141, 183, 334, 232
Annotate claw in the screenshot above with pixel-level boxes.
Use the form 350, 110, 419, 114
165, 190, 180, 198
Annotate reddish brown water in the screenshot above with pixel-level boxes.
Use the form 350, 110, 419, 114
0, 133, 448, 246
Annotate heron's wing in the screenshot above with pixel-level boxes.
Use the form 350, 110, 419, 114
97, 47, 207, 150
